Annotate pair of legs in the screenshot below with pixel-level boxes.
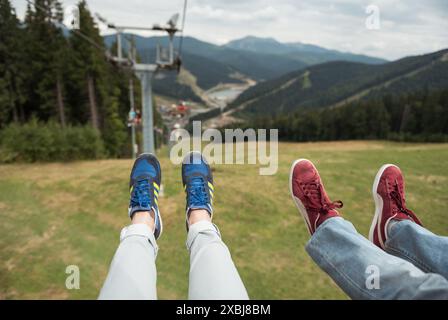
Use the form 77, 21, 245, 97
290, 159, 448, 299
98, 152, 248, 300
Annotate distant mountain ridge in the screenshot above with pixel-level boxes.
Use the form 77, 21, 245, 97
104, 34, 309, 81
224, 36, 387, 65
226, 36, 327, 54
228, 49, 448, 117
103, 34, 387, 103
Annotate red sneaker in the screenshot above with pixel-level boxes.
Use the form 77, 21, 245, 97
289, 159, 343, 235
369, 164, 423, 249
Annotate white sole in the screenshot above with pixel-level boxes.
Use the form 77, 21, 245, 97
157, 210, 164, 239
289, 159, 315, 235
369, 164, 398, 247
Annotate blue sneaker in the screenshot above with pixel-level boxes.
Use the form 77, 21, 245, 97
182, 151, 214, 227
128, 153, 163, 239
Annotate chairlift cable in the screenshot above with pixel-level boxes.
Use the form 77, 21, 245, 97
23, 0, 119, 65
178, 0, 188, 58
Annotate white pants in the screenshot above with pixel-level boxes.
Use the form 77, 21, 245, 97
98, 221, 249, 300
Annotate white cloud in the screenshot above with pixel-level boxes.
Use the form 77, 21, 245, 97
11, 0, 448, 60
188, 5, 277, 22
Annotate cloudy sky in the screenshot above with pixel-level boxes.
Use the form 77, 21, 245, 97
12, 0, 448, 60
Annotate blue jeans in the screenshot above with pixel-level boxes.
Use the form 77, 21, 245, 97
306, 217, 448, 299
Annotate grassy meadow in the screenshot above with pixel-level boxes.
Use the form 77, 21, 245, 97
0, 141, 447, 299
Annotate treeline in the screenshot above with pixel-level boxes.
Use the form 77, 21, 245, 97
229, 89, 448, 142
0, 0, 162, 161
226, 50, 448, 118
189, 107, 222, 122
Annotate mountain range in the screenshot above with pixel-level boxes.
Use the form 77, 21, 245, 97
103, 34, 387, 101
225, 36, 386, 65
227, 48, 448, 117
104, 34, 448, 125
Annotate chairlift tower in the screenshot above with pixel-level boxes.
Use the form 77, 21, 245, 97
98, 14, 181, 155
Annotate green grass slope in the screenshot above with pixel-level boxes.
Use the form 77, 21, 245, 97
1, 141, 447, 299
229, 49, 448, 116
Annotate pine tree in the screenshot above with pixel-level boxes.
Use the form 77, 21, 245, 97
67, 1, 134, 156
0, 0, 25, 127
23, 0, 68, 126
102, 86, 127, 156
68, 0, 107, 130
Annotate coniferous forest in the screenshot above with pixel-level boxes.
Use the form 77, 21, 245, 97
232, 89, 448, 143
0, 0, 164, 162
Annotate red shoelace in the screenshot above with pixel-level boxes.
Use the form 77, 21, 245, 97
300, 181, 343, 215
389, 180, 422, 226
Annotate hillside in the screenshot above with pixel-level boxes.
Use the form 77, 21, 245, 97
103, 35, 386, 103
225, 36, 387, 65
152, 52, 244, 103
1, 141, 448, 299
104, 34, 307, 85
228, 49, 448, 116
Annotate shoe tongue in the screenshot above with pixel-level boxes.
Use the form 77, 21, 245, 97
301, 168, 318, 181
135, 175, 150, 183
190, 176, 204, 188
